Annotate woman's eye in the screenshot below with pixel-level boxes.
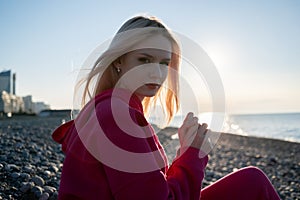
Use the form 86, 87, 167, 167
160, 61, 169, 66
138, 58, 151, 63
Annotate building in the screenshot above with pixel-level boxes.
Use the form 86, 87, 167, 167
0, 91, 10, 114
0, 70, 11, 94
23, 95, 34, 114
0, 69, 51, 116
32, 101, 50, 114
1, 91, 24, 114
0, 70, 22, 115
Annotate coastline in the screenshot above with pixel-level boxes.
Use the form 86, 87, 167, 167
0, 116, 299, 199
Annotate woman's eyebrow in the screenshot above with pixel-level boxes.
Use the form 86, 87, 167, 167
138, 53, 154, 59
139, 53, 171, 61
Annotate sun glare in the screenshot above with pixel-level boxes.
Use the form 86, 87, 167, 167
203, 40, 237, 71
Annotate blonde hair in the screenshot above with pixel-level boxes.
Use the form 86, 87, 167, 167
78, 15, 181, 124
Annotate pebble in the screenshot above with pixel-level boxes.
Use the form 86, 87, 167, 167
20, 172, 31, 180
32, 175, 45, 186
44, 170, 52, 177
0, 117, 67, 199
5, 164, 20, 172
22, 151, 30, 159
20, 182, 34, 193
49, 165, 59, 173
32, 185, 43, 198
11, 172, 20, 179
23, 164, 35, 173
43, 185, 56, 194
39, 192, 50, 200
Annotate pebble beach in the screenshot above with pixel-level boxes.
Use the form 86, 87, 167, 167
0, 116, 299, 199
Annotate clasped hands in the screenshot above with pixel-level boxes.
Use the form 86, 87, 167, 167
178, 112, 212, 151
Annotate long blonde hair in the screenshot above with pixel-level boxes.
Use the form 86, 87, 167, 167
78, 15, 181, 124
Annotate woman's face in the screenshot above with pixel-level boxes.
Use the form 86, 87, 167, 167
116, 35, 172, 100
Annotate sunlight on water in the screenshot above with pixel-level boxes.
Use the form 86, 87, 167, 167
226, 113, 300, 143
167, 112, 225, 131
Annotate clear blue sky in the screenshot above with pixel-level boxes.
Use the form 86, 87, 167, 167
1, 0, 299, 114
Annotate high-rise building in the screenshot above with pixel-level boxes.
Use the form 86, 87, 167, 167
12, 73, 16, 95
0, 70, 11, 93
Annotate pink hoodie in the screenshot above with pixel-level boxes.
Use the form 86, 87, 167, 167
52, 89, 208, 200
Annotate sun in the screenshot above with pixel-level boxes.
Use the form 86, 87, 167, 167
202, 40, 237, 70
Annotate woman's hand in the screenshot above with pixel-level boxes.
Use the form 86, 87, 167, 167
178, 112, 208, 149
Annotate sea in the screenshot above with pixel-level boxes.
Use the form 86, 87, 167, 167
165, 112, 300, 143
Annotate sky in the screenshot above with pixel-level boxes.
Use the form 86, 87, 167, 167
0, 0, 299, 114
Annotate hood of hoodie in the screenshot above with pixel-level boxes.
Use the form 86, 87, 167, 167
52, 88, 145, 153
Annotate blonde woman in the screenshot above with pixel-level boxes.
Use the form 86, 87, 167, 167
53, 15, 280, 200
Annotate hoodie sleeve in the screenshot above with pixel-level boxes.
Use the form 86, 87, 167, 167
96, 98, 208, 200
166, 148, 208, 200
52, 120, 74, 153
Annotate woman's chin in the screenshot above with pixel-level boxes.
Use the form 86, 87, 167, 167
134, 91, 158, 99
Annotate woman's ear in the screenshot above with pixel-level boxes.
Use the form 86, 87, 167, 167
112, 56, 123, 74
112, 57, 122, 68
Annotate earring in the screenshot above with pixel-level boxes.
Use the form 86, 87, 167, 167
116, 67, 121, 73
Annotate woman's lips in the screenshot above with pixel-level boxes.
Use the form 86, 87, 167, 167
145, 83, 160, 89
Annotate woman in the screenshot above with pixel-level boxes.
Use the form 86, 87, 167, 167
52, 15, 280, 199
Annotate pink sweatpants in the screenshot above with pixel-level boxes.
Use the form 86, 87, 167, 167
200, 166, 281, 200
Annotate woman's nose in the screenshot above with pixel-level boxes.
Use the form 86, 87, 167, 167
149, 63, 163, 79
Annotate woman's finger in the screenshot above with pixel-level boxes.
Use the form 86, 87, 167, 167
183, 112, 194, 123
182, 123, 199, 147
182, 113, 198, 129
197, 123, 208, 136
199, 123, 208, 129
